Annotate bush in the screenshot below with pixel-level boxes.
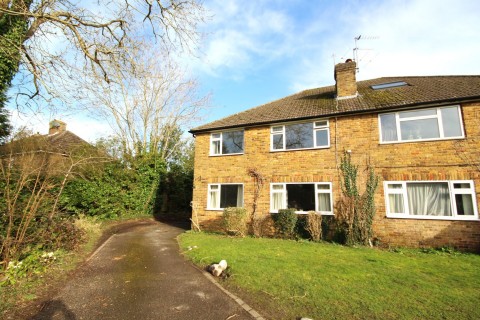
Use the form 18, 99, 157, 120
306, 211, 323, 241
272, 209, 298, 239
223, 207, 248, 236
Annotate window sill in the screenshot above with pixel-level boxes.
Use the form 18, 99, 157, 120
209, 153, 244, 157
386, 214, 479, 221
271, 211, 334, 215
379, 136, 464, 145
270, 146, 330, 152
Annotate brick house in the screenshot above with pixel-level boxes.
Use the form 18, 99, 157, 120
189, 60, 480, 252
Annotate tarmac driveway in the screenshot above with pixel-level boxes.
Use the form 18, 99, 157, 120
29, 221, 257, 320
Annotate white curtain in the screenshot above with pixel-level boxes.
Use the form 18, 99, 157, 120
209, 189, 219, 208
380, 114, 397, 142
407, 183, 451, 216
317, 193, 331, 212
272, 192, 284, 210
236, 185, 244, 207
388, 194, 405, 213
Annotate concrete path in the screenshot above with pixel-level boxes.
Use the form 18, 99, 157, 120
29, 221, 257, 320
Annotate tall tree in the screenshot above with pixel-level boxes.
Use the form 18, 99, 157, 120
79, 43, 208, 163
0, 0, 206, 107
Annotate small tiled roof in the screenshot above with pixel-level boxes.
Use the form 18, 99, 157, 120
46, 130, 89, 154
190, 76, 480, 133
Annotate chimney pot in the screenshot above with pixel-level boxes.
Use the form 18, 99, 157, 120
49, 119, 67, 135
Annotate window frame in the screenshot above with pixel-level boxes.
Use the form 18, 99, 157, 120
384, 180, 478, 220
270, 119, 330, 152
207, 183, 244, 211
378, 106, 464, 144
210, 129, 245, 156
270, 182, 333, 215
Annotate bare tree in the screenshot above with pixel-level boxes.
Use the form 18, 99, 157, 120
78, 43, 209, 162
1, 0, 207, 107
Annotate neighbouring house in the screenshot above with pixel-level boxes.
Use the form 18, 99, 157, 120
189, 60, 480, 252
0, 119, 97, 175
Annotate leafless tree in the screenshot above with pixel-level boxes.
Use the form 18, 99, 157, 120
76, 43, 209, 162
1, 0, 207, 107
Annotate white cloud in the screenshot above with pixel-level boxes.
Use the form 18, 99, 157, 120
289, 0, 480, 91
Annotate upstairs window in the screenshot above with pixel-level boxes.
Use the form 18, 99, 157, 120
208, 184, 244, 210
379, 106, 464, 143
210, 130, 244, 155
271, 120, 329, 151
270, 183, 333, 214
384, 180, 478, 220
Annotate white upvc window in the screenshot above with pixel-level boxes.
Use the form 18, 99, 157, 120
270, 119, 330, 151
379, 106, 464, 143
207, 184, 244, 210
210, 130, 244, 155
270, 182, 333, 214
384, 180, 478, 220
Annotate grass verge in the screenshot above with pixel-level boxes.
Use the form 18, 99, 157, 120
178, 232, 480, 320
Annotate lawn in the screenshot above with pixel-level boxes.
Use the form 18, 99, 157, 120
178, 232, 480, 320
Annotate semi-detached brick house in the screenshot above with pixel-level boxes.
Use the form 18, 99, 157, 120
189, 60, 480, 252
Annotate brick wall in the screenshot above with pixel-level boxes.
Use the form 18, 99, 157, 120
192, 103, 480, 252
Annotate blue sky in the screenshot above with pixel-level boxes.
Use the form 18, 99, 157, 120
9, 0, 480, 141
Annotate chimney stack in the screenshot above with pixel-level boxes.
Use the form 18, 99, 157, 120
49, 119, 67, 135
334, 59, 358, 99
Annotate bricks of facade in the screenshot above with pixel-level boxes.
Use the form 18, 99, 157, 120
192, 103, 480, 252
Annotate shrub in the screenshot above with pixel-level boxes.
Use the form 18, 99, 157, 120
306, 211, 323, 241
272, 209, 298, 239
223, 207, 248, 237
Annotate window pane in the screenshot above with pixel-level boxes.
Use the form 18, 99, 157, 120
286, 184, 315, 211
454, 183, 471, 189
220, 185, 243, 208
273, 192, 284, 210
272, 126, 283, 132
222, 131, 244, 154
380, 114, 398, 142
387, 184, 403, 189
212, 140, 220, 154
315, 129, 329, 147
285, 123, 313, 149
400, 118, 440, 140
317, 193, 331, 212
406, 183, 451, 216
272, 184, 284, 190
455, 194, 474, 215
441, 107, 463, 137
399, 109, 437, 118
314, 120, 328, 127
212, 133, 221, 139
272, 134, 283, 150
209, 189, 219, 208
389, 194, 405, 213
316, 184, 330, 190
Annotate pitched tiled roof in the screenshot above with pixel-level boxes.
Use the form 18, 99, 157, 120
46, 131, 89, 154
190, 76, 480, 133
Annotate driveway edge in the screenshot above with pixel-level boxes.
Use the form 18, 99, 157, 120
199, 269, 266, 320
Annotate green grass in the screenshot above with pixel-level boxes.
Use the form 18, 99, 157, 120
178, 232, 480, 320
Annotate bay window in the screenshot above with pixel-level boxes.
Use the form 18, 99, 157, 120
208, 184, 244, 210
270, 183, 333, 214
271, 120, 329, 151
379, 106, 464, 143
384, 181, 478, 219
210, 130, 244, 155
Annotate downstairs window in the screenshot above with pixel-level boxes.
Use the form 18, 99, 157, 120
384, 180, 478, 220
208, 184, 244, 210
270, 183, 333, 214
